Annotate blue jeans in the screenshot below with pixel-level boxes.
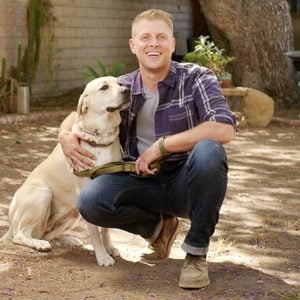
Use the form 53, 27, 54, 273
77, 139, 228, 255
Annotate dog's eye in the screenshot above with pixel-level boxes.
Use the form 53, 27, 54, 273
100, 84, 109, 91
106, 106, 116, 113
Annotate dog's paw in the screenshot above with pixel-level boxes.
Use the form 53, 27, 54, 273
13, 236, 52, 252
62, 236, 84, 248
96, 253, 115, 267
34, 240, 52, 252
106, 246, 120, 258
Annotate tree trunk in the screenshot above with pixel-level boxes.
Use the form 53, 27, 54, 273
198, 0, 298, 107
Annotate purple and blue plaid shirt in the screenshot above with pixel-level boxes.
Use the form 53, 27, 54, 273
118, 60, 236, 170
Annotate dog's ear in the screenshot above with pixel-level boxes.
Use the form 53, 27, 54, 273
76, 94, 89, 116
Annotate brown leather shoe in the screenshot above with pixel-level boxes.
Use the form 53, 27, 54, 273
179, 254, 210, 289
142, 215, 180, 263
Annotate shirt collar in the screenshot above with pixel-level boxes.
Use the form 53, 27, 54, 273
131, 60, 178, 94
161, 61, 177, 88
131, 71, 143, 95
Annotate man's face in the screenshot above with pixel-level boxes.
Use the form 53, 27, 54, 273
129, 19, 176, 73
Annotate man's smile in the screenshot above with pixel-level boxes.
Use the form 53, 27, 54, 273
146, 51, 161, 57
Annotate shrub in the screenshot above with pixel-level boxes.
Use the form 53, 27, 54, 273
183, 35, 234, 77
83, 59, 125, 81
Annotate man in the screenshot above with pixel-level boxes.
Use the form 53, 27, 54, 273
59, 9, 236, 289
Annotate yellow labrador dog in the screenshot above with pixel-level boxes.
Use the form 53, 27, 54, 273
1, 76, 130, 266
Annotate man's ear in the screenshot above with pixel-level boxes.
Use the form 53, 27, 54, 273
172, 37, 176, 53
129, 38, 136, 54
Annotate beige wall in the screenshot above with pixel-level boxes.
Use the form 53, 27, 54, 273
0, 0, 196, 95
0, 1, 27, 71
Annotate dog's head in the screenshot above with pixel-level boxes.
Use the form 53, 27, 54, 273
77, 76, 131, 118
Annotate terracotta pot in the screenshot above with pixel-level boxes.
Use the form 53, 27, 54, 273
218, 73, 232, 88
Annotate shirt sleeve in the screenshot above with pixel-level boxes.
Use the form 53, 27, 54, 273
192, 67, 237, 129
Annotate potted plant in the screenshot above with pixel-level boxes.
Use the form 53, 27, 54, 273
83, 59, 125, 81
183, 35, 235, 88
0, 45, 31, 114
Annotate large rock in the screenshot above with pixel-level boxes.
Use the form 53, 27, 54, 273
243, 88, 274, 126
222, 87, 274, 126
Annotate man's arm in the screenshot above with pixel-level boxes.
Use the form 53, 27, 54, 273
58, 112, 95, 170
135, 121, 234, 175
162, 121, 234, 153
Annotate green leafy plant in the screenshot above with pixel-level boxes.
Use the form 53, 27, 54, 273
0, 54, 19, 113
25, 0, 56, 93
25, 0, 43, 91
0, 57, 9, 112
1, 0, 55, 113
183, 35, 235, 77
83, 59, 125, 81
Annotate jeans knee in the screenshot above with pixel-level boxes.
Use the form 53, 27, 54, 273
188, 139, 228, 175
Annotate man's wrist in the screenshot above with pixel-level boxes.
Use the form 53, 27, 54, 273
158, 136, 171, 157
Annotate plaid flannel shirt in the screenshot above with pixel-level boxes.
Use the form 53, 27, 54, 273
118, 60, 236, 170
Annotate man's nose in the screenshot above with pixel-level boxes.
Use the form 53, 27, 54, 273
149, 37, 159, 46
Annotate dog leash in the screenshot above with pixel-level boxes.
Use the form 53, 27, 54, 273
74, 161, 160, 179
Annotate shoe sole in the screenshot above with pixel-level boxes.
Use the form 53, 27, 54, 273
179, 278, 210, 289
142, 218, 180, 263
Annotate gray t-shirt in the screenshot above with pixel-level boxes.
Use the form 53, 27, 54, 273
136, 87, 159, 154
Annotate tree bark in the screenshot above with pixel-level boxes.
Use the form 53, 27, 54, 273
198, 0, 298, 107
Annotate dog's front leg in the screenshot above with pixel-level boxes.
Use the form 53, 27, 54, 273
102, 228, 120, 258
86, 222, 115, 266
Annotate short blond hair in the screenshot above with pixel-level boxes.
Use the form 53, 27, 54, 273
131, 9, 174, 37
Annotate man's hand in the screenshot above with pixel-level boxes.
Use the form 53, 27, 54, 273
135, 140, 161, 175
59, 130, 95, 171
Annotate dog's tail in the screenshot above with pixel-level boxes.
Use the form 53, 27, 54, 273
0, 228, 13, 241
0, 203, 12, 241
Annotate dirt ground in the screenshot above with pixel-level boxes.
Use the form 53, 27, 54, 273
0, 110, 299, 300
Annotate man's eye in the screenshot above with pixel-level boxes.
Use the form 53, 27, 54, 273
158, 35, 166, 40
100, 84, 109, 90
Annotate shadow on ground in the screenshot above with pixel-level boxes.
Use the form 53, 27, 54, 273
0, 116, 299, 299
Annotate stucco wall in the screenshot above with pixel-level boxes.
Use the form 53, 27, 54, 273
0, 0, 197, 95
0, 1, 27, 72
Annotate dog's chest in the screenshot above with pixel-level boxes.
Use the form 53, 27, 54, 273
84, 141, 122, 166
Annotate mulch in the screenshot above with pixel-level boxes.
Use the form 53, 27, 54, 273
0, 110, 72, 125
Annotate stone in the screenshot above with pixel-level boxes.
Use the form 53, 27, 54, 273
222, 87, 274, 127
243, 88, 274, 126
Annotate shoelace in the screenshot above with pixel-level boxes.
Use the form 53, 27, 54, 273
183, 255, 206, 269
